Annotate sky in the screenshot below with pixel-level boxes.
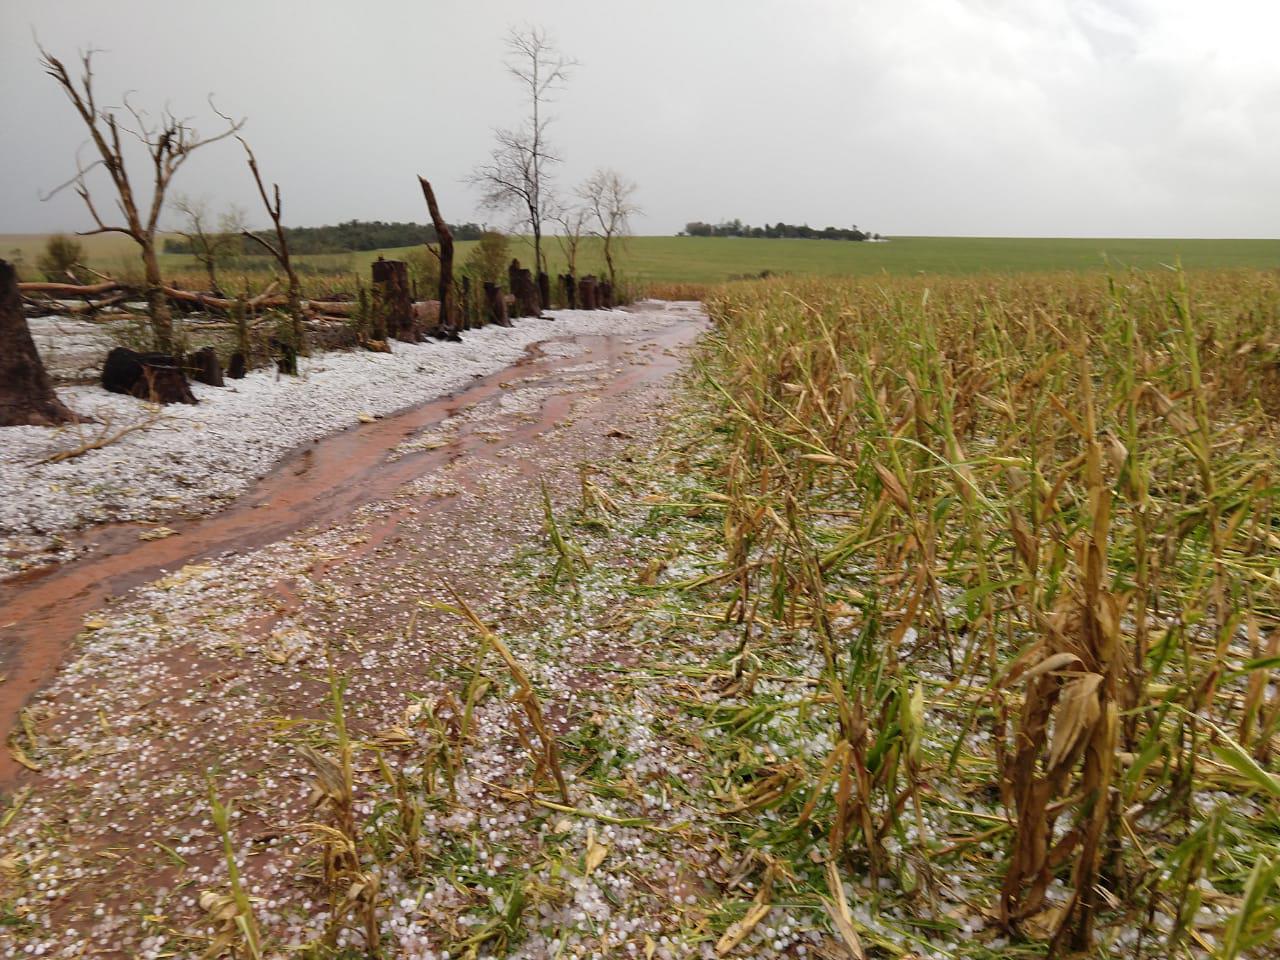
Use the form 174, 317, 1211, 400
2, 0, 1277, 238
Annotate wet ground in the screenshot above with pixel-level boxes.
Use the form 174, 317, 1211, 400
0, 304, 705, 787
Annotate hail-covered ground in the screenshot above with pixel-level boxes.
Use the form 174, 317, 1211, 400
0, 306, 687, 574
0, 303, 841, 960
5, 303, 1264, 960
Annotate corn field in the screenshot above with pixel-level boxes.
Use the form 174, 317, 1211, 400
691, 268, 1280, 956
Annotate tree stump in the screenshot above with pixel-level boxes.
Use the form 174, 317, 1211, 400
102, 347, 197, 404
270, 338, 298, 376
538, 271, 551, 313
227, 351, 247, 379
0, 260, 82, 427
599, 281, 615, 309
507, 259, 524, 318
560, 273, 577, 309
185, 346, 224, 386
578, 276, 599, 311
515, 268, 540, 317
372, 258, 416, 342
484, 282, 511, 327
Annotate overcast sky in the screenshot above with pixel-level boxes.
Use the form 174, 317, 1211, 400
2, 0, 1277, 238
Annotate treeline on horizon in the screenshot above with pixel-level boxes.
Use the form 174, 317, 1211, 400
162, 219, 489, 256
680, 219, 879, 241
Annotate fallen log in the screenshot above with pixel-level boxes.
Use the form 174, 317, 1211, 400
19, 279, 354, 318
17, 280, 127, 297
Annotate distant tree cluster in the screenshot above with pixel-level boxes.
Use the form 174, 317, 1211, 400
681, 220, 878, 241
163, 219, 487, 257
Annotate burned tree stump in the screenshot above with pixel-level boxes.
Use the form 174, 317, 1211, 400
227, 351, 247, 379
460, 275, 473, 330
515, 268, 540, 318
560, 273, 577, 309
506, 260, 543, 318
599, 281, 615, 309
372, 258, 416, 342
507, 259, 522, 312
483, 282, 511, 327
578, 276, 599, 311
185, 346, 224, 387
0, 260, 82, 427
102, 347, 197, 404
538, 271, 551, 313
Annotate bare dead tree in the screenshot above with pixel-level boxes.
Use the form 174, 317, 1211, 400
470, 26, 575, 303
171, 196, 246, 297
552, 202, 590, 281
418, 177, 457, 337
580, 169, 640, 291
237, 137, 304, 368
38, 44, 244, 352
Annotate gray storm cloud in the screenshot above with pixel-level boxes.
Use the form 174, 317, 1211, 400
2, 0, 1276, 237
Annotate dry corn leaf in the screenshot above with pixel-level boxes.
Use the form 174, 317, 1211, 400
1022, 903, 1066, 940
584, 827, 609, 875
821, 860, 867, 959
873, 462, 911, 512
715, 899, 772, 956
1048, 673, 1102, 770
1021, 652, 1082, 683
9, 745, 41, 772
156, 563, 212, 590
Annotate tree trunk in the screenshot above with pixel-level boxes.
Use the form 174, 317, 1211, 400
0, 260, 82, 427
533, 225, 544, 309
538, 272, 552, 316
418, 177, 457, 338
185, 346, 224, 386
483, 281, 511, 327
578, 275, 598, 311
140, 241, 174, 353
599, 281, 614, 309
604, 238, 617, 292
516, 268, 540, 317
560, 274, 576, 309
508, 259, 524, 318
372, 258, 415, 341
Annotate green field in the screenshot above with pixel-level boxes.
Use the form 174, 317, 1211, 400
6, 233, 1277, 288
337, 235, 1280, 285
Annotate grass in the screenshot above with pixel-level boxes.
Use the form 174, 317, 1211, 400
6, 232, 1278, 291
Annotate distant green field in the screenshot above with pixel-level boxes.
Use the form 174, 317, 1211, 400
302, 236, 1280, 286
6, 233, 1277, 287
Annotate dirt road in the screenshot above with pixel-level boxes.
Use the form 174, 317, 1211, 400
0, 303, 714, 957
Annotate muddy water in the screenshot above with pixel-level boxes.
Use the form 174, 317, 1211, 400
0, 315, 704, 785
